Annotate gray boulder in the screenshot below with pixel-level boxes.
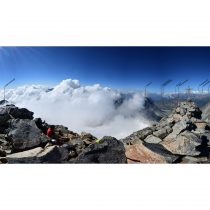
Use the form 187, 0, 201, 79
0, 105, 34, 133
8, 119, 44, 152
164, 120, 189, 141
75, 137, 127, 163
161, 131, 202, 156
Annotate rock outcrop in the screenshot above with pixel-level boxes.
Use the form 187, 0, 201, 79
122, 99, 210, 163
1, 99, 210, 164
75, 137, 127, 163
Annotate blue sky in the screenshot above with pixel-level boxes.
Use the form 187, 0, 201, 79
1, 47, 210, 92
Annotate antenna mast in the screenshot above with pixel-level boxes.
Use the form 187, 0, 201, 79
3, 78, 15, 102
201, 80, 210, 94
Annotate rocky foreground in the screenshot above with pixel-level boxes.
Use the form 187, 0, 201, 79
1, 99, 210, 164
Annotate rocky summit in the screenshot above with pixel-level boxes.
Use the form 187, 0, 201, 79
122, 99, 210, 163
1, 99, 210, 164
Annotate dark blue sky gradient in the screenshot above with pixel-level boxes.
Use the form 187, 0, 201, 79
1, 47, 210, 92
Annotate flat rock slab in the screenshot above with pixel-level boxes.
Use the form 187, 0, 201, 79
125, 142, 179, 163
7, 146, 68, 163
144, 135, 162, 144
161, 131, 201, 156
7, 147, 43, 163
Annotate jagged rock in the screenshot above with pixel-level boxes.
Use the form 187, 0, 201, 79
121, 136, 142, 146
125, 142, 179, 163
80, 132, 97, 145
133, 127, 154, 139
159, 117, 175, 127
68, 138, 86, 155
153, 126, 172, 139
0, 105, 34, 133
120, 134, 143, 145
164, 120, 189, 141
121, 127, 154, 145
75, 137, 127, 163
8, 119, 44, 151
6, 105, 34, 120
181, 156, 208, 163
161, 131, 201, 156
81, 132, 96, 140
54, 125, 69, 133
144, 135, 162, 144
7, 145, 69, 163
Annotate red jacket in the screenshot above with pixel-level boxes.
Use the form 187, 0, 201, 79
47, 128, 53, 137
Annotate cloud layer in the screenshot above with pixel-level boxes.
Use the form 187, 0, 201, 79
0, 79, 150, 138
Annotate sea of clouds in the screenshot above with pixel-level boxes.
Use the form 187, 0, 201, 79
0, 79, 150, 138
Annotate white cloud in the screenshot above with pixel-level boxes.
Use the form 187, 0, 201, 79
0, 79, 150, 138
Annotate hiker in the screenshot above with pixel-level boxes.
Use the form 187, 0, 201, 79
47, 125, 55, 138
47, 125, 58, 144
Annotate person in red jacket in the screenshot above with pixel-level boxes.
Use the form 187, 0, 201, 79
47, 125, 55, 138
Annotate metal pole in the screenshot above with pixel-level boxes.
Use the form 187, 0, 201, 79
3, 78, 15, 102
202, 80, 210, 94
